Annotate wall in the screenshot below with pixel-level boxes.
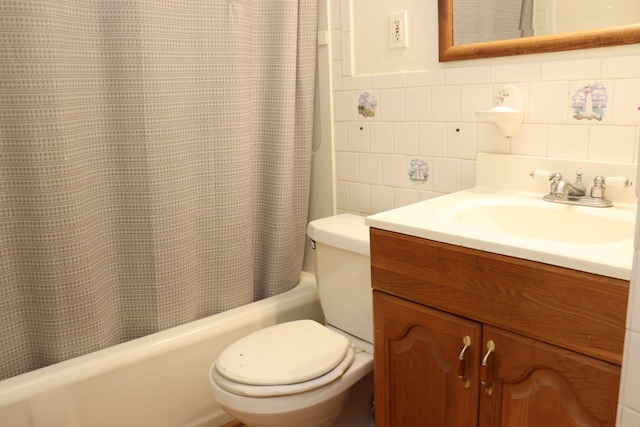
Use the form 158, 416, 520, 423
315, 0, 640, 425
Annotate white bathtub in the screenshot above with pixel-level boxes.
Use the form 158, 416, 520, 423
0, 272, 324, 427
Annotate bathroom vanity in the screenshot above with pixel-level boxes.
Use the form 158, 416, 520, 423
365, 154, 636, 426
370, 229, 627, 426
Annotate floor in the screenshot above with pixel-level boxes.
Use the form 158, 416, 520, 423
221, 422, 244, 427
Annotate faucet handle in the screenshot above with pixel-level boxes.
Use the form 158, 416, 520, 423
570, 173, 587, 195
529, 170, 553, 181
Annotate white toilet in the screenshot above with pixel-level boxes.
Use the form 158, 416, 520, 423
209, 214, 373, 427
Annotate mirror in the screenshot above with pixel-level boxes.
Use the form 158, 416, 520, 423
438, 0, 640, 62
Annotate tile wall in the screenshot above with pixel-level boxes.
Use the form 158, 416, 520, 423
333, 59, 640, 216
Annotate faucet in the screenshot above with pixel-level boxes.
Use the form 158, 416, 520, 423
530, 170, 632, 208
549, 172, 586, 197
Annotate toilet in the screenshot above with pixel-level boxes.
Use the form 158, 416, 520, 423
209, 214, 373, 427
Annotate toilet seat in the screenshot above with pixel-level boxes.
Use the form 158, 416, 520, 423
213, 320, 356, 397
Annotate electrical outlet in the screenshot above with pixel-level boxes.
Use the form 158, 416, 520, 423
389, 10, 408, 49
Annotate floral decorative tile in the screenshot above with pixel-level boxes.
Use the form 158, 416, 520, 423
570, 81, 611, 124
407, 157, 430, 187
357, 91, 378, 119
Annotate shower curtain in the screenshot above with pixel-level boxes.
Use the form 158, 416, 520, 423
453, 0, 534, 45
0, 0, 317, 380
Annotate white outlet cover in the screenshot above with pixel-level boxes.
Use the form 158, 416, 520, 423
389, 10, 408, 49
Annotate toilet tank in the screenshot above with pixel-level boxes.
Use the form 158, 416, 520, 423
307, 214, 372, 344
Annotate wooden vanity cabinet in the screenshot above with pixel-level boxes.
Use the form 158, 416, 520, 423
371, 228, 628, 427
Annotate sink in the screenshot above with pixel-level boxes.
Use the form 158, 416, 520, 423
450, 202, 634, 244
365, 153, 638, 280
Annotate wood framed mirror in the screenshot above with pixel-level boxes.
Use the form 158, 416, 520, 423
438, 0, 640, 62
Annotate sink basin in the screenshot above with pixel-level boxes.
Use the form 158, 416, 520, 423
451, 203, 634, 244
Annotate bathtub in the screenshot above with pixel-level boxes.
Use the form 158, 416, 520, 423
0, 272, 324, 427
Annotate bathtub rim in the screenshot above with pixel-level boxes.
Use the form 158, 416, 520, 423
0, 271, 319, 407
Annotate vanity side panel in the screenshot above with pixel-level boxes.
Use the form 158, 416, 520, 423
369, 228, 628, 365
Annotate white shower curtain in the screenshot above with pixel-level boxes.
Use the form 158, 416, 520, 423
0, 0, 317, 380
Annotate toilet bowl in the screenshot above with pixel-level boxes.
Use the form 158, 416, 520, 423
209, 214, 373, 427
209, 321, 373, 427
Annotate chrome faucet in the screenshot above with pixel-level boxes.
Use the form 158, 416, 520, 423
549, 172, 586, 197
530, 170, 633, 208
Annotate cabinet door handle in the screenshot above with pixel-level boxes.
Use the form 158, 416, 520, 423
480, 340, 495, 396
457, 335, 472, 389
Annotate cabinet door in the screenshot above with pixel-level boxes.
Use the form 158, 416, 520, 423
374, 291, 482, 427
478, 326, 620, 427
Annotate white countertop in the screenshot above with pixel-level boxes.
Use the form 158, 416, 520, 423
365, 154, 638, 281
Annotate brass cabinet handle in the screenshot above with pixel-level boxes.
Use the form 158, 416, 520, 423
457, 335, 472, 389
480, 340, 495, 396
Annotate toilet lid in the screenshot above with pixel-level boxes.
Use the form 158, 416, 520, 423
211, 346, 355, 397
215, 320, 351, 386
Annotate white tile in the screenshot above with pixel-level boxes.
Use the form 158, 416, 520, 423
529, 81, 569, 124
334, 91, 356, 121
393, 122, 419, 155
477, 124, 509, 154
331, 30, 342, 60
622, 332, 640, 413
619, 407, 640, 427
447, 123, 477, 159
372, 73, 406, 89
333, 122, 348, 151
380, 155, 406, 187
510, 124, 548, 156
418, 190, 444, 201
420, 123, 447, 157
380, 88, 405, 121
612, 79, 640, 126
432, 86, 461, 122
547, 125, 588, 159
330, 0, 341, 31
432, 157, 460, 194
588, 126, 636, 163
341, 32, 353, 76
370, 185, 395, 214
335, 180, 349, 210
347, 122, 369, 152
370, 122, 394, 154
446, 66, 490, 84
343, 75, 372, 91
348, 182, 370, 213
406, 69, 446, 87
358, 153, 381, 184
631, 259, 640, 332
460, 160, 477, 190
394, 187, 420, 208
602, 55, 640, 79
491, 62, 541, 83
405, 87, 431, 121
617, 405, 623, 427
620, 330, 632, 407
340, 0, 352, 31
332, 60, 343, 91
462, 84, 492, 122
336, 151, 358, 181
635, 128, 640, 171
542, 58, 601, 81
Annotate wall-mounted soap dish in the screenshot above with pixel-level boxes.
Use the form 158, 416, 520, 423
476, 85, 524, 137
